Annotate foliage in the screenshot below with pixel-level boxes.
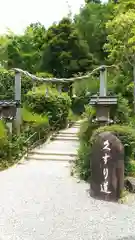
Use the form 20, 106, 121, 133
25, 88, 71, 127
0, 120, 7, 139
91, 125, 135, 176
105, 9, 135, 67
75, 2, 114, 63
40, 17, 94, 78
0, 68, 33, 100
76, 106, 97, 180
0, 68, 53, 101
22, 107, 48, 124
113, 94, 132, 124
0, 119, 50, 170
77, 119, 135, 180
72, 76, 99, 115
126, 161, 135, 177
0, 23, 46, 72
74, 76, 99, 97
68, 109, 80, 124
72, 96, 89, 115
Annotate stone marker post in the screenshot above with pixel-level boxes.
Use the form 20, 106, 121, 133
14, 71, 21, 135
56, 83, 62, 94
99, 65, 107, 97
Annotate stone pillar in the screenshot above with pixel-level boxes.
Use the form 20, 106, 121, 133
99, 66, 107, 97
45, 85, 49, 97
14, 71, 21, 135
69, 82, 73, 98
56, 83, 62, 94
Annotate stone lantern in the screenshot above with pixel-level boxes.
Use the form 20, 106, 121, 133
0, 100, 19, 120
0, 100, 20, 133
89, 66, 117, 125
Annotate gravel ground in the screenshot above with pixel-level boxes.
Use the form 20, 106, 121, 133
0, 160, 135, 240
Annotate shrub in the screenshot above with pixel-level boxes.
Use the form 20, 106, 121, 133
0, 107, 50, 169
0, 68, 14, 100
68, 109, 80, 125
22, 107, 48, 124
76, 117, 135, 180
126, 161, 135, 177
71, 96, 89, 115
0, 121, 7, 138
113, 94, 132, 125
25, 88, 71, 128
72, 76, 99, 115
76, 106, 97, 180
91, 125, 135, 177
0, 68, 35, 101
36, 72, 53, 78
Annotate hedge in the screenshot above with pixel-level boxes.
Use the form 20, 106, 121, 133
76, 123, 135, 181
25, 87, 71, 128
0, 110, 50, 169
91, 125, 135, 175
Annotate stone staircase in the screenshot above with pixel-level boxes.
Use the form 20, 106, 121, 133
26, 121, 81, 162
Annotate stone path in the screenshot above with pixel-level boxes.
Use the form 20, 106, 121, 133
0, 122, 135, 239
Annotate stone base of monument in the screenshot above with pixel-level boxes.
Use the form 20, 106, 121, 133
124, 177, 135, 193
90, 185, 118, 202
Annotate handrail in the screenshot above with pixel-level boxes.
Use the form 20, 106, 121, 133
24, 117, 63, 158
25, 131, 37, 144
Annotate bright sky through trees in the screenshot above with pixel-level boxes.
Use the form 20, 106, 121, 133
0, 0, 107, 34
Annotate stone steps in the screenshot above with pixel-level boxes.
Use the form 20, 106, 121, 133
30, 150, 77, 156
56, 132, 78, 136
27, 153, 76, 162
26, 121, 81, 162
51, 136, 79, 141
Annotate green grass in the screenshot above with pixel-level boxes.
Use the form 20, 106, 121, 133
68, 109, 80, 122
0, 121, 7, 138
22, 107, 48, 124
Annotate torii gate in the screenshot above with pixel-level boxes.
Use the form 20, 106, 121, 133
13, 65, 115, 134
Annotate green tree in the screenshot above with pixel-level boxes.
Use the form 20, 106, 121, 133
5, 23, 46, 72
104, 9, 135, 111
0, 35, 9, 68
40, 17, 94, 78
25, 22, 46, 50
75, 2, 114, 63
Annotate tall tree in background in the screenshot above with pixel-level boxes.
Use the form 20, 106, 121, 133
40, 17, 95, 78
2, 22, 46, 72
105, 6, 135, 111
75, 2, 114, 64
25, 22, 46, 50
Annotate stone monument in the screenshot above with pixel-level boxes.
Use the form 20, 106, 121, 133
0, 100, 19, 134
90, 132, 124, 201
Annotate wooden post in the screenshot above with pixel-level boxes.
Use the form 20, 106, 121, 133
15, 71, 21, 135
